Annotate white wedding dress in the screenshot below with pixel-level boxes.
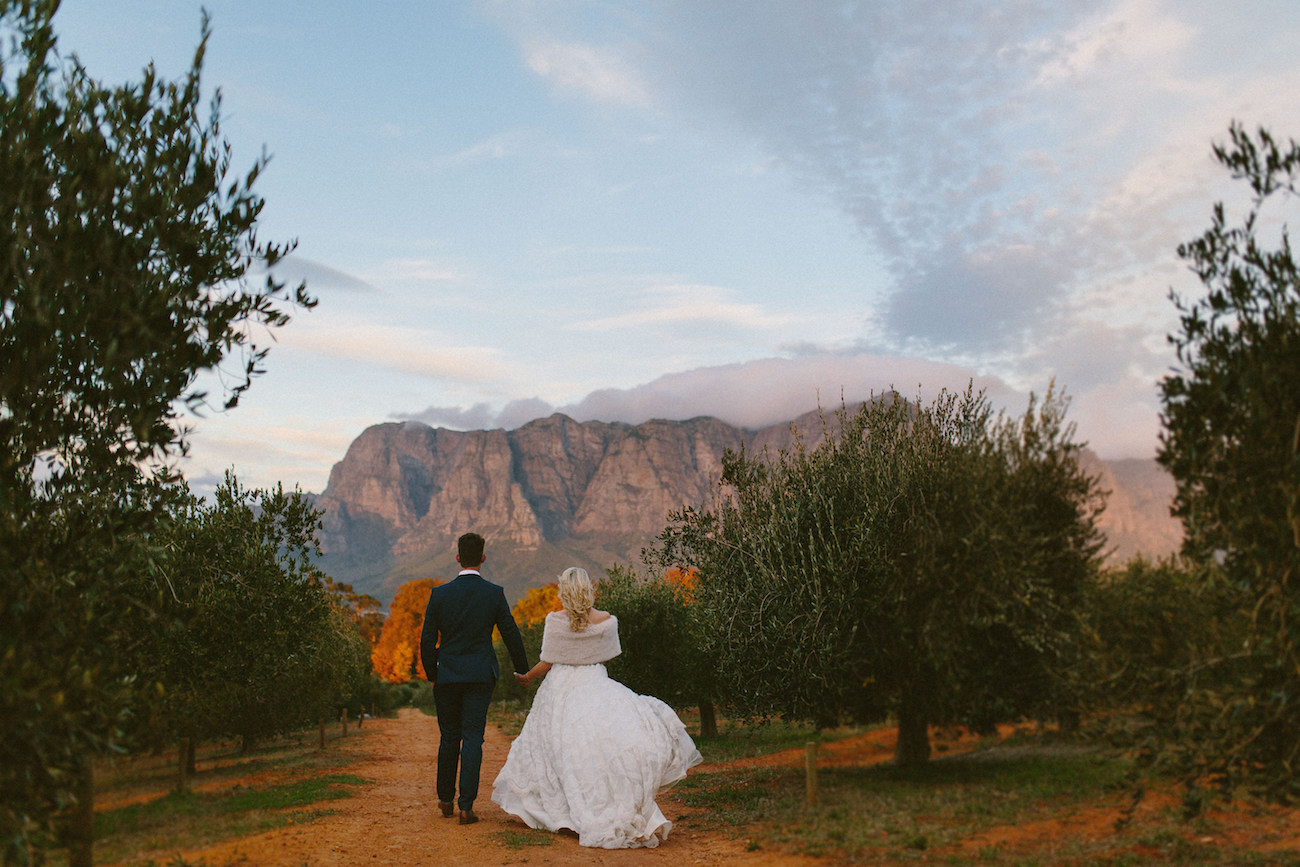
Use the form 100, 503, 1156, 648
491, 613, 702, 849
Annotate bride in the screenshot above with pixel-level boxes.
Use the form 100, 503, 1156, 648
491, 567, 702, 848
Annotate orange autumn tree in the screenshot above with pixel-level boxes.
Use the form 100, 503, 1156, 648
372, 578, 441, 683
511, 583, 562, 626
665, 566, 698, 600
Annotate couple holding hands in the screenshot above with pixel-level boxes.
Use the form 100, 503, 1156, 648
419, 532, 701, 850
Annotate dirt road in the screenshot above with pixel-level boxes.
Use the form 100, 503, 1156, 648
172, 709, 819, 867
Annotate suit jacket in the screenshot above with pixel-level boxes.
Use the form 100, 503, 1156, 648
420, 570, 528, 684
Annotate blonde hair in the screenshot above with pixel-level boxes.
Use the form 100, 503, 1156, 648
557, 567, 595, 632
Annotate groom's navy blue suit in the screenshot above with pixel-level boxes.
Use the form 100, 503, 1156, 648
420, 568, 528, 813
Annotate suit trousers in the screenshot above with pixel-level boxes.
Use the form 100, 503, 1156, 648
434, 680, 495, 810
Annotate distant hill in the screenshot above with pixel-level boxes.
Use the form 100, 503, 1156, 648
311, 408, 1181, 604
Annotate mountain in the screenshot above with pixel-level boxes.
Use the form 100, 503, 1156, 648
311, 410, 1181, 604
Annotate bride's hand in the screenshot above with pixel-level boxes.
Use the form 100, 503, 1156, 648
514, 672, 529, 687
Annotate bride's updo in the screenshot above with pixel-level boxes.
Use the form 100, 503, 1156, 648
557, 567, 595, 632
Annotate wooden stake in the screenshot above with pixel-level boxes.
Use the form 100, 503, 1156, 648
805, 742, 819, 807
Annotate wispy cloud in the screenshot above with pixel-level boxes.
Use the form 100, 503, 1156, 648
182, 418, 364, 498
395, 402, 500, 430
556, 353, 1024, 432
407, 348, 1155, 459
375, 258, 470, 283
442, 130, 531, 166
525, 40, 653, 106
572, 283, 796, 332
266, 255, 380, 295
482, 0, 1297, 462
283, 323, 512, 382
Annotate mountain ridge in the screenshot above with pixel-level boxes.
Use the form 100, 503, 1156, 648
311, 409, 1180, 604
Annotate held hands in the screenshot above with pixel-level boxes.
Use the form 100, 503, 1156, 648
515, 661, 550, 687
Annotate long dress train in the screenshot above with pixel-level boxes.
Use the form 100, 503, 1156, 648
492, 658, 701, 848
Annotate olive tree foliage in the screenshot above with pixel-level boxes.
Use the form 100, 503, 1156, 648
1079, 555, 1247, 732
598, 565, 718, 737
1157, 124, 1300, 800
0, 1, 310, 860
655, 386, 1103, 765
152, 476, 371, 753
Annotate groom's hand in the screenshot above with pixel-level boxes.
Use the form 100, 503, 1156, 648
514, 672, 529, 687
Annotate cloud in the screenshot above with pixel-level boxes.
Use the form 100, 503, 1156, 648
182, 418, 362, 498
524, 40, 653, 106
554, 352, 1023, 431
571, 283, 796, 333
497, 397, 558, 429
283, 323, 512, 382
492, 0, 1299, 371
265, 255, 380, 295
395, 347, 1161, 459
440, 130, 531, 167
402, 349, 1023, 436
375, 258, 469, 283
396, 402, 500, 430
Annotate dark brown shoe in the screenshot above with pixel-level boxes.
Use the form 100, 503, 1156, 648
439, 801, 454, 818
458, 809, 478, 825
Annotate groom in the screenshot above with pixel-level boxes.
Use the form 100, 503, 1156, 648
420, 532, 529, 825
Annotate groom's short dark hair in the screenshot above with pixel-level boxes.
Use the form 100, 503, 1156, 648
457, 532, 485, 566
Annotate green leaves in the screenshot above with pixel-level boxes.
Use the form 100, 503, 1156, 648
1157, 123, 1300, 800
152, 475, 370, 749
0, 2, 315, 859
0, 2, 312, 481
656, 385, 1102, 754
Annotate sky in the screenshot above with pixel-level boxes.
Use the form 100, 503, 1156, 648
48, 1, 1300, 497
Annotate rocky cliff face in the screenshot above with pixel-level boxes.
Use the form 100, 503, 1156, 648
313, 411, 1181, 604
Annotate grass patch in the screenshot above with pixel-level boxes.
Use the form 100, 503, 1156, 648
51, 727, 376, 867
675, 768, 783, 827
222, 773, 368, 812
488, 700, 534, 737
666, 740, 1300, 865
88, 774, 370, 864
96, 727, 371, 798
692, 717, 872, 765
491, 828, 553, 849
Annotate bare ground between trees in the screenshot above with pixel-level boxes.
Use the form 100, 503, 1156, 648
139, 708, 820, 867
101, 709, 1300, 866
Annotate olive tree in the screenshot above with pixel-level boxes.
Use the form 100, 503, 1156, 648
154, 476, 370, 755
598, 565, 719, 737
657, 386, 1103, 765
1157, 123, 1300, 799
0, 2, 310, 860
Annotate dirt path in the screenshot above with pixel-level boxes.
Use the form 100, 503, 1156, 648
172, 709, 820, 867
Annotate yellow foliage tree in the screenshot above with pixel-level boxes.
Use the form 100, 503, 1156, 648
371, 578, 440, 683
511, 583, 562, 626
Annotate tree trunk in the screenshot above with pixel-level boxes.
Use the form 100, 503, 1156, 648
176, 738, 191, 794
1057, 706, 1080, 734
185, 735, 197, 777
893, 700, 931, 767
698, 700, 718, 738
66, 755, 94, 867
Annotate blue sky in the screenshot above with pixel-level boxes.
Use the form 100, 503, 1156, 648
50, 1, 1300, 496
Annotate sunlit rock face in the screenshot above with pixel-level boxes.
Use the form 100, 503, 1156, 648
313, 410, 1180, 603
